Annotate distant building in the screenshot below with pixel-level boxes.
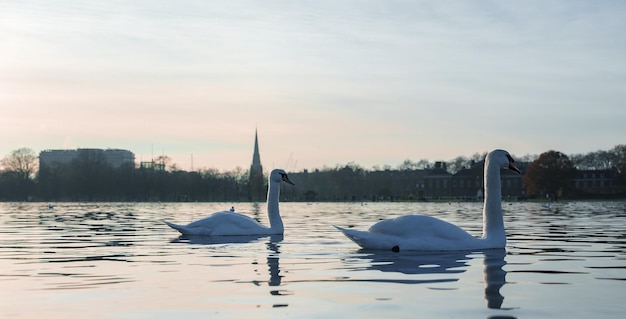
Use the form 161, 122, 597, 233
451, 161, 483, 199
139, 161, 165, 171
574, 169, 619, 196
249, 130, 265, 201
419, 159, 527, 199
423, 162, 452, 198
449, 160, 526, 199
39, 148, 135, 168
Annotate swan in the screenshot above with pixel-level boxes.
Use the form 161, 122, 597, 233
335, 149, 521, 251
164, 169, 294, 236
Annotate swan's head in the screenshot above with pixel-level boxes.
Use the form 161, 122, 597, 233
270, 169, 295, 185
490, 149, 521, 174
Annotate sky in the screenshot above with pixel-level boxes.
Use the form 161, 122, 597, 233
1, 0, 625, 172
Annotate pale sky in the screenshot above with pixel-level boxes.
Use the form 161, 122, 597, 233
1, 1, 625, 172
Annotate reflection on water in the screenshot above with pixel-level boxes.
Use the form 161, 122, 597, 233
174, 233, 288, 307
345, 249, 509, 309
346, 250, 468, 283
173, 234, 282, 245
483, 249, 507, 310
266, 239, 282, 287
1, 201, 625, 318
265, 239, 290, 308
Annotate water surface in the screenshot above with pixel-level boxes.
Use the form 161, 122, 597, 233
1, 201, 625, 318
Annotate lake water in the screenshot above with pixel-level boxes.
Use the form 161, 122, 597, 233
1, 201, 624, 318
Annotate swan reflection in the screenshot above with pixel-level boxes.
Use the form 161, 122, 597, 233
348, 249, 508, 309
353, 250, 470, 275
483, 249, 507, 309
171, 234, 288, 306
171, 234, 283, 245
266, 239, 282, 287
258, 237, 290, 307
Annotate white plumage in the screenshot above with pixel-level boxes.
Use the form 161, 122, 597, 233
336, 149, 521, 251
165, 169, 294, 236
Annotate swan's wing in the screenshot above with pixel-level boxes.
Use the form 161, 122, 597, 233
185, 211, 257, 227
169, 211, 268, 236
337, 215, 487, 251
368, 215, 474, 241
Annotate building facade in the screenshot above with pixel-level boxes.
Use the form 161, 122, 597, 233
574, 168, 621, 196
421, 160, 527, 199
423, 162, 452, 198
39, 149, 135, 168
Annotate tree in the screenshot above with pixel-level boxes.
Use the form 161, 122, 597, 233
571, 150, 613, 170
154, 155, 174, 171
609, 144, 626, 185
523, 150, 577, 199
516, 154, 539, 163
1, 148, 38, 179
0, 148, 38, 200
397, 159, 417, 171
447, 156, 476, 174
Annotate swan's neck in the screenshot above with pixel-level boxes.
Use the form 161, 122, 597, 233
482, 159, 504, 241
266, 180, 284, 232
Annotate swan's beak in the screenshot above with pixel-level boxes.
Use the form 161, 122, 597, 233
508, 162, 521, 174
506, 154, 521, 174
282, 175, 295, 185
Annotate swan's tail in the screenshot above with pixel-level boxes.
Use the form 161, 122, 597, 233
334, 225, 398, 251
164, 221, 214, 236
334, 225, 363, 243
164, 221, 191, 235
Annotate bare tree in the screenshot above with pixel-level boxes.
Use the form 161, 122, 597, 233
1, 148, 38, 179
397, 159, 431, 171
610, 144, 626, 185
446, 156, 469, 174
0, 148, 38, 200
153, 155, 176, 171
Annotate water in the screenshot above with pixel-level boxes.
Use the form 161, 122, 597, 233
1, 201, 625, 318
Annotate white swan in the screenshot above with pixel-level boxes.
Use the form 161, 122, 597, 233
335, 149, 521, 251
165, 169, 294, 236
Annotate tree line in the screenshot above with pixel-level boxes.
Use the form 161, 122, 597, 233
0, 145, 624, 202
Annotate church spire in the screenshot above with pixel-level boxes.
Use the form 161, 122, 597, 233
250, 129, 262, 173
249, 129, 264, 201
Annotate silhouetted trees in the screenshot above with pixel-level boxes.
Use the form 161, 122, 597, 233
610, 145, 626, 185
0, 148, 37, 201
523, 150, 578, 199
0, 145, 624, 202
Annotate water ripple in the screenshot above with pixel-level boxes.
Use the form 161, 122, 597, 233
1, 201, 625, 318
